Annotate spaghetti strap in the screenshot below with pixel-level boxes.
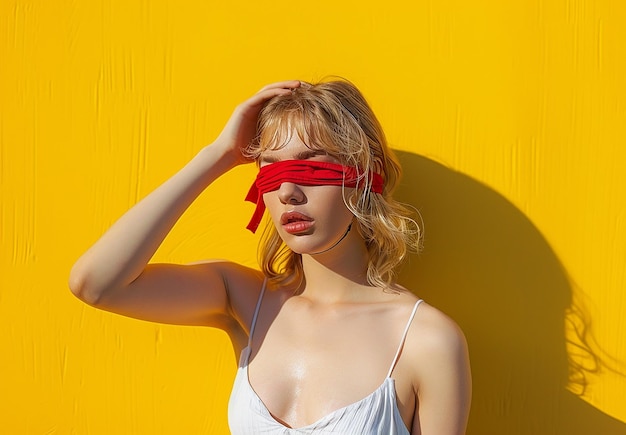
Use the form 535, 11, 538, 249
247, 277, 267, 349
387, 299, 424, 378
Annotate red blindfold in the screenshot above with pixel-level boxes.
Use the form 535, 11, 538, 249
245, 160, 384, 233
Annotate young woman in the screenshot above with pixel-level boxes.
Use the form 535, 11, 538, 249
69, 79, 471, 434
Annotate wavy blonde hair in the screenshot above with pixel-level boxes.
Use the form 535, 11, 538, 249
245, 79, 421, 290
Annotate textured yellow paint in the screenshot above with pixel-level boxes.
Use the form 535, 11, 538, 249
1, 0, 625, 434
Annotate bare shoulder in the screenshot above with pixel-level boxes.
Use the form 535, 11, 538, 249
195, 259, 264, 288
408, 302, 468, 358
189, 259, 267, 321
402, 300, 472, 434
183, 260, 270, 351
389, 288, 467, 355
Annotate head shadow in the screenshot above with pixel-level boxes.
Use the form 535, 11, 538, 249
394, 151, 626, 434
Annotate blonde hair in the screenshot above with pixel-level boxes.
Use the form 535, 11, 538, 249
245, 79, 421, 290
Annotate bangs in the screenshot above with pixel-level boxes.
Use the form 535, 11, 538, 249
246, 94, 343, 162
258, 110, 320, 154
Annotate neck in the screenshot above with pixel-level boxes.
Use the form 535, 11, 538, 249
299, 230, 373, 304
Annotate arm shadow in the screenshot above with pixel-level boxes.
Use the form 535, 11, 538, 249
394, 151, 626, 435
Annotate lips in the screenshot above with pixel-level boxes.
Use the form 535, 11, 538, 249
280, 211, 314, 234
280, 211, 313, 225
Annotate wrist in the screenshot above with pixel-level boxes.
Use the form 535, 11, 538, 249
206, 138, 251, 167
193, 141, 244, 178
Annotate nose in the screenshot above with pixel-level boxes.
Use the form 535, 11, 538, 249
277, 182, 306, 205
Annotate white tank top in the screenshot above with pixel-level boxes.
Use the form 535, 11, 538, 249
228, 280, 423, 434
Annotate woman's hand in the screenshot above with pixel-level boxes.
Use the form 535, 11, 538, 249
213, 80, 301, 166
69, 81, 301, 330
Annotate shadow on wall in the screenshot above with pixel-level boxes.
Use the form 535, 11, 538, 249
394, 152, 626, 435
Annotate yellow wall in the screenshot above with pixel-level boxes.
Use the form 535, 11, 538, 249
1, 0, 624, 433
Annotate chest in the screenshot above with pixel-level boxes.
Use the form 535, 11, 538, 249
245, 300, 416, 429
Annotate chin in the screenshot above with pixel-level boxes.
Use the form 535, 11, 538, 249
287, 237, 347, 256
282, 240, 320, 255
277, 221, 355, 255
280, 235, 326, 255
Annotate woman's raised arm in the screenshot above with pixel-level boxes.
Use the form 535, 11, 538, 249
68, 81, 300, 327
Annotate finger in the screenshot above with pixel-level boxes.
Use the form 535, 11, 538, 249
244, 86, 296, 108
257, 80, 301, 93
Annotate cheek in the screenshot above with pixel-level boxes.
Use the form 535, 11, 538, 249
262, 192, 281, 218
329, 187, 355, 209
314, 189, 354, 218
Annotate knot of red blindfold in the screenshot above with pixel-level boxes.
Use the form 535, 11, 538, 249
245, 160, 384, 233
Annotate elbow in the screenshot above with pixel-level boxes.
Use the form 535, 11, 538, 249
68, 263, 103, 306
